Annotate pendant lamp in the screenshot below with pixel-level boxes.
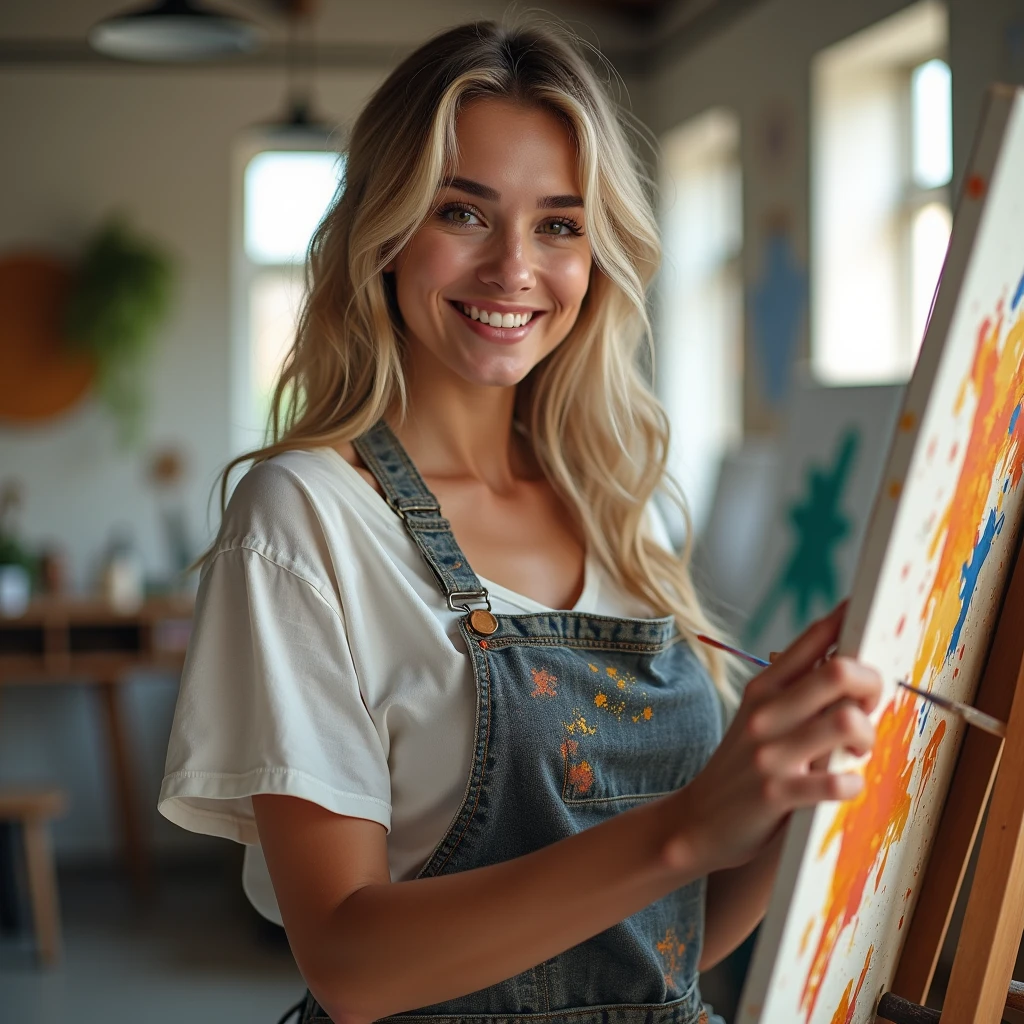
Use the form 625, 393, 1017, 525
89, 0, 263, 62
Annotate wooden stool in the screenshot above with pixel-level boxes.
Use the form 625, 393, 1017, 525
0, 789, 67, 965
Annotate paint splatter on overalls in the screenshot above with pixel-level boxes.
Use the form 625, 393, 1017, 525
298, 421, 726, 1024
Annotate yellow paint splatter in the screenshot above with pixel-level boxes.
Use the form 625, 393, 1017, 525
594, 693, 608, 707
530, 667, 558, 698
605, 666, 618, 677
563, 712, 597, 736
588, 663, 599, 673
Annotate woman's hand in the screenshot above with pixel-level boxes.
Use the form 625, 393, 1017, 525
664, 603, 883, 875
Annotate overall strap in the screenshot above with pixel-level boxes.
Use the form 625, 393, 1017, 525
352, 420, 491, 614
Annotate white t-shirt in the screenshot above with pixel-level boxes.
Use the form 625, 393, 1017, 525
158, 447, 668, 925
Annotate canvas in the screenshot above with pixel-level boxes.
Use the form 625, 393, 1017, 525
737, 85, 1024, 1024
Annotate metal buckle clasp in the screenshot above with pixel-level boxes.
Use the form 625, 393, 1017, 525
447, 589, 491, 613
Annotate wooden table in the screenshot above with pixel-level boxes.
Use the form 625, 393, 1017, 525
0, 596, 193, 898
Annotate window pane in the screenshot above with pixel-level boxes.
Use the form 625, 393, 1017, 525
250, 267, 305, 421
912, 59, 952, 189
244, 151, 344, 264
911, 201, 952, 353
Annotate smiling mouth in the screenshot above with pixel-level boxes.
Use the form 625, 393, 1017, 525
452, 301, 539, 328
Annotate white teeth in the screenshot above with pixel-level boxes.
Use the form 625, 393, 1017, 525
458, 303, 535, 328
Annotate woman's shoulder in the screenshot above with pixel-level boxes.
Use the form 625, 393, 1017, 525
213, 447, 379, 569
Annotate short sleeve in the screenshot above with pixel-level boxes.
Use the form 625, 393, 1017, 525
158, 544, 392, 844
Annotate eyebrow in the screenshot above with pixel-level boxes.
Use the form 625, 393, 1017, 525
446, 176, 584, 210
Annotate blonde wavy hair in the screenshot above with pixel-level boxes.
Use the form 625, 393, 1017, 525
219, 18, 734, 702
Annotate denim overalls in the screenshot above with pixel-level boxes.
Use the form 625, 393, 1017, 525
296, 421, 726, 1024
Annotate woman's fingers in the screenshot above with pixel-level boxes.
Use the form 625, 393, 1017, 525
745, 657, 883, 741
752, 699, 876, 775
776, 770, 864, 807
745, 601, 848, 699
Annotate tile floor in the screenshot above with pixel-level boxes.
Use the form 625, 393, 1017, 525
0, 856, 305, 1024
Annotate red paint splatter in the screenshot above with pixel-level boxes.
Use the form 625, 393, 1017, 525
953, 667, 960, 678
950, 441, 960, 462
967, 174, 987, 199
927, 437, 938, 460
896, 616, 906, 637
899, 915, 905, 930
958, 645, 965, 661
904, 888, 912, 901
565, 760, 594, 795
901, 563, 911, 580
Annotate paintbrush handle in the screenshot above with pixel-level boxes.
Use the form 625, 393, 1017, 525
956, 702, 1007, 738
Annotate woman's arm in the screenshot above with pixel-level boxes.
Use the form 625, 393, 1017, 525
254, 789, 702, 1024
699, 824, 786, 971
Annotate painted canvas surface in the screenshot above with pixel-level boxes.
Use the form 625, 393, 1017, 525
737, 85, 1024, 1024
735, 383, 902, 656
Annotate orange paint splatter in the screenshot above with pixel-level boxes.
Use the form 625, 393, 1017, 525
560, 738, 578, 759
915, 720, 947, 811
479, 640, 489, 649
631, 706, 654, 723
588, 663, 599, 672
899, 914, 905, 929
900, 412, 917, 431
800, 695, 916, 1022
799, 917, 815, 957
655, 927, 687, 988
967, 174, 987, 199
531, 667, 558, 697
565, 760, 594, 795
605, 666, 618, 677
828, 945, 873, 1024
594, 693, 608, 708
888, 480, 903, 500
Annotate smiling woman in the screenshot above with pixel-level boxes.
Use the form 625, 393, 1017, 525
157, 17, 883, 1024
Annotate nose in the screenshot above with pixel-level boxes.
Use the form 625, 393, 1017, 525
477, 225, 536, 294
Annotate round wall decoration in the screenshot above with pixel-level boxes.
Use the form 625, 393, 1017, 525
0, 253, 96, 423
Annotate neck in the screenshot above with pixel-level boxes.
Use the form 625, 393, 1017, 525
390, 355, 533, 490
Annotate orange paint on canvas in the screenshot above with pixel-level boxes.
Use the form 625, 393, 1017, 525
915, 720, 947, 811
828, 945, 873, 1024
799, 917, 815, 957
800, 695, 916, 1022
912, 309, 1024, 692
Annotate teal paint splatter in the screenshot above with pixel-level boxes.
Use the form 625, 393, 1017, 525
745, 430, 859, 645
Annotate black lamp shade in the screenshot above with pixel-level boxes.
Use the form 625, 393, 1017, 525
89, 0, 263, 62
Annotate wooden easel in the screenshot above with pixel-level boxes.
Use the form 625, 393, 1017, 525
874, 529, 1024, 1022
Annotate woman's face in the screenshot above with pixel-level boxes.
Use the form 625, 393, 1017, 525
391, 97, 593, 390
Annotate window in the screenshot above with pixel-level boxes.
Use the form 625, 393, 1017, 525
655, 109, 743, 539
811, 1, 950, 384
233, 145, 345, 450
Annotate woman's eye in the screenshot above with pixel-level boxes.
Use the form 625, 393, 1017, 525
539, 219, 581, 237
440, 205, 481, 227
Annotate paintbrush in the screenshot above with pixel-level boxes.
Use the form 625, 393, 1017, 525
897, 679, 1006, 738
695, 634, 771, 668
695, 635, 1008, 739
